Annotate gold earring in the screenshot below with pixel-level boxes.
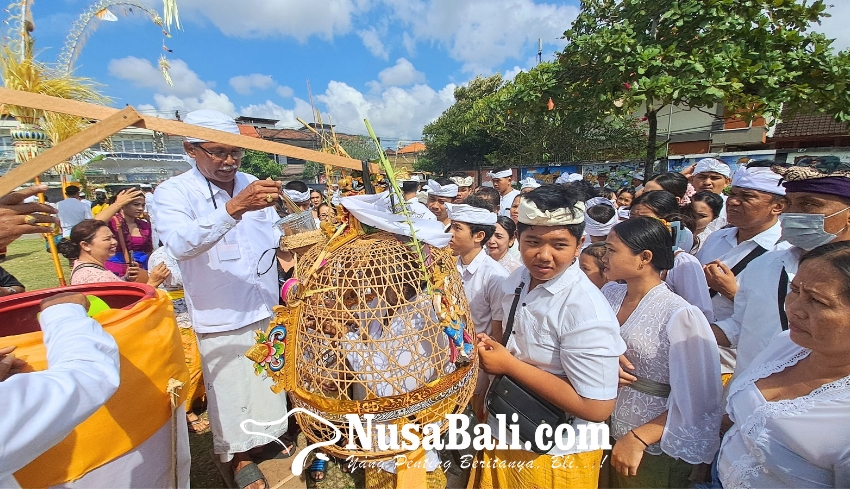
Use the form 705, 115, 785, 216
638, 263, 644, 270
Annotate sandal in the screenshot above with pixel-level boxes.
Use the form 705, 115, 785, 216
259, 437, 296, 460
187, 414, 210, 433
308, 458, 328, 482
233, 461, 268, 489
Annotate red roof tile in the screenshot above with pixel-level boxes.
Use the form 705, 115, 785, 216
397, 142, 425, 154
772, 112, 850, 139
256, 127, 315, 141
237, 124, 260, 138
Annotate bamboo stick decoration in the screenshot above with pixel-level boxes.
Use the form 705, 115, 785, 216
35, 176, 66, 286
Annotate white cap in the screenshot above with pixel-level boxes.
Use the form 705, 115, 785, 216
284, 189, 311, 203
184, 109, 240, 143
446, 203, 497, 225
450, 175, 474, 187
519, 177, 541, 190
426, 179, 458, 198
694, 158, 731, 178
487, 169, 513, 179
731, 166, 785, 196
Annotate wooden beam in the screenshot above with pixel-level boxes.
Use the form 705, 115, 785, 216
0, 87, 373, 172
0, 107, 144, 196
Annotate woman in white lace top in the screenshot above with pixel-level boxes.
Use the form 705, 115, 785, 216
601, 217, 722, 487
717, 241, 850, 488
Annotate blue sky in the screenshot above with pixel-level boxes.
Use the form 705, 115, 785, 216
28, 0, 850, 146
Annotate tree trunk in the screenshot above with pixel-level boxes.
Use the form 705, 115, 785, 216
645, 108, 658, 177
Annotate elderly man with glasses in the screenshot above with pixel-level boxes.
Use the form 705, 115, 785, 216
153, 109, 289, 489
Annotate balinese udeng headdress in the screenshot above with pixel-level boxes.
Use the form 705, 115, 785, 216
284, 189, 312, 203
584, 198, 618, 237
427, 179, 458, 198
731, 166, 785, 196
517, 198, 585, 226
450, 175, 475, 188
487, 169, 513, 179
519, 177, 541, 190
445, 203, 497, 225
773, 158, 850, 199
694, 157, 731, 178
182, 109, 242, 168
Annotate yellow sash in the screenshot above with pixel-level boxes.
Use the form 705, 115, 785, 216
8, 291, 188, 487
166, 289, 185, 300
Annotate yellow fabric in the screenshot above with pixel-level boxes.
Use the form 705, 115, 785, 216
179, 326, 205, 412
10, 290, 188, 487
395, 447, 428, 489
166, 289, 185, 300
721, 373, 733, 387
467, 448, 603, 489
365, 465, 447, 489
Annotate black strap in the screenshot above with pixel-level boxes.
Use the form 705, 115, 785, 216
709, 245, 768, 298
778, 267, 789, 331
500, 282, 525, 347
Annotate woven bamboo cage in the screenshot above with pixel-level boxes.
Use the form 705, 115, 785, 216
279, 230, 476, 461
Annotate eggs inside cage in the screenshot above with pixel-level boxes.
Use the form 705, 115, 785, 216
276, 231, 477, 461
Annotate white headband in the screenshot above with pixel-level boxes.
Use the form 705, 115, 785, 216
450, 175, 475, 187
585, 197, 615, 208
694, 158, 731, 178
585, 210, 618, 237
284, 189, 311, 203
183, 109, 241, 143
617, 207, 631, 220
555, 173, 584, 184
731, 166, 785, 196
446, 203, 497, 225
519, 177, 541, 190
517, 199, 585, 226
488, 169, 513, 179
427, 179, 458, 198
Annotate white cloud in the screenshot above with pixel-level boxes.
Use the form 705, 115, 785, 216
229, 73, 276, 95
317, 80, 455, 139
402, 31, 417, 57
107, 57, 209, 98
277, 86, 295, 98
174, 0, 364, 41
149, 90, 237, 116
358, 27, 389, 60
382, 0, 578, 73
503, 66, 524, 81
377, 58, 426, 87
818, 2, 850, 51
239, 98, 314, 127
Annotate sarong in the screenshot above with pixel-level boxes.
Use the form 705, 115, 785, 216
467, 448, 602, 489
179, 326, 205, 412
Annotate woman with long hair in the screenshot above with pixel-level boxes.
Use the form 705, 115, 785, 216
94, 188, 154, 277
690, 191, 725, 253
630, 191, 714, 321
58, 219, 168, 287
602, 217, 721, 487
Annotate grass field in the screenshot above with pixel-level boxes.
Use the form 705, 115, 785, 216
2, 236, 72, 291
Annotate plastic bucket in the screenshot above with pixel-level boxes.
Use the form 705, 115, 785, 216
275, 210, 317, 236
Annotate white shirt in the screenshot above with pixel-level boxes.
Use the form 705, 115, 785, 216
700, 194, 728, 238
144, 191, 159, 248
603, 283, 722, 464
487, 262, 626, 456
664, 249, 714, 322
0, 304, 120, 488
152, 167, 281, 334
715, 247, 804, 377
498, 189, 520, 217
56, 198, 93, 237
456, 250, 508, 336
718, 332, 850, 488
496, 251, 523, 273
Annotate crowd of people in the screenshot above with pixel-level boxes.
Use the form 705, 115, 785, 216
0, 108, 848, 489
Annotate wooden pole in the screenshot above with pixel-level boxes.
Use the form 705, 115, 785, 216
34, 176, 66, 286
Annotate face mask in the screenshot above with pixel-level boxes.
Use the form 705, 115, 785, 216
779, 207, 850, 251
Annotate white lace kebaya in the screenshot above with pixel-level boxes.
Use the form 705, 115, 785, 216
718, 331, 850, 488
603, 282, 723, 464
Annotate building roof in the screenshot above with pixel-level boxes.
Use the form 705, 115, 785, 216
772, 112, 850, 139
397, 142, 425, 154
257, 127, 315, 141
237, 124, 260, 138
236, 116, 279, 125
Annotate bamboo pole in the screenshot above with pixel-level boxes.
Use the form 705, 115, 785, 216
34, 176, 66, 286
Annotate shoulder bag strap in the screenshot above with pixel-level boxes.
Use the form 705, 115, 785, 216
500, 282, 525, 347
709, 245, 768, 298
778, 266, 789, 331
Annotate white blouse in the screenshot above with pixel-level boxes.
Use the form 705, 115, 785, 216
603, 283, 722, 464
718, 332, 850, 488
665, 248, 715, 322
496, 251, 523, 273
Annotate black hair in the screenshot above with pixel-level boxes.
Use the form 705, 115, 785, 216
744, 159, 778, 169
586, 204, 616, 224
691, 191, 724, 220
617, 186, 636, 198
515, 184, 586, 240
611, 217, 675, 271
65, 185, 80, 196
631, 190, 679, 217
458, 195, 496, 244
563, 180, 596, 202
647, 172, 689, 199
800, 241, 850, 299
284, 180, 310, 193
434, 177, 454, 186
581, 241, 607, 268
317, 202, 330, 215
472, 186, 500, 212
57, 219, 109, 260
495, 215, 516, 238
401, 180, 420, 194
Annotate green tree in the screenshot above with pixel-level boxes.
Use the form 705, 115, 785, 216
551, 0, 850, 170
240, 150, 284, 180
301, 161, 323, 181
339, 135, 380, 162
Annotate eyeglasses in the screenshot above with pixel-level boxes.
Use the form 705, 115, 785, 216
193, 144, 245, 161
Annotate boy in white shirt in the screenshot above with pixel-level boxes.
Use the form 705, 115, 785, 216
446, 196, 509, 418
472, 184, 625, 489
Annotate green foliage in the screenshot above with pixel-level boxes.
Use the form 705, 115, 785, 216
239, 150, 284, 180
553, 0, 850, 166
301, 161, 324, 180
339, 135, 381, 162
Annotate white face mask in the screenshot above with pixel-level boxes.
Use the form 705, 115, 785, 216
779, 207, 850, 251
